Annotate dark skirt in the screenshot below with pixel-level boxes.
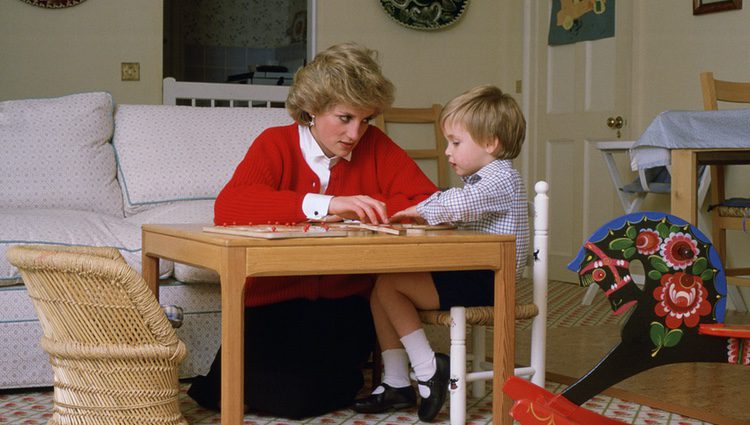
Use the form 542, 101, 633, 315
187, 296, 375, 419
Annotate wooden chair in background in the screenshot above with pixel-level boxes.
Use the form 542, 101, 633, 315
7, 245, 188, 425
373, 105, 451, 188
700, 71, 750, 312
418, 181, 549, 425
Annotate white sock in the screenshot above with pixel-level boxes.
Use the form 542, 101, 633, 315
400, 329, 436, 398
380, 348, 412, 389
372, 349, 411, 394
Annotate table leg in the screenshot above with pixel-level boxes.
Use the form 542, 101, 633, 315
670, 150, 699, 225
141, 232, 160, 301
492, 243, 516, 424
220, 249, 248, 425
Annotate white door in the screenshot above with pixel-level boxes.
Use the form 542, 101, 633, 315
525, 1, 634, 282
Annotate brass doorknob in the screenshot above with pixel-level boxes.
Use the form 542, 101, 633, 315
607, 116, 624, 129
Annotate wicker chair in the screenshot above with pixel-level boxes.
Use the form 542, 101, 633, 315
418, 181, 549, 425
6, 244, 187, 425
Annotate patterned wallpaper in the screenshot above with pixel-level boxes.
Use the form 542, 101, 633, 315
181, 0, 305, 48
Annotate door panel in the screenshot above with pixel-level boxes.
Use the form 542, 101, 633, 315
585, 39, 616, 111
545, 138, 581, 276
530, 1, 633, 282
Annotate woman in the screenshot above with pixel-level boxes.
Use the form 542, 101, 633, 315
188, 42, 438, 419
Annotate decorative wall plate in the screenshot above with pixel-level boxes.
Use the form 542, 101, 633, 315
380, 0, 469, 31
19, 0, 87, 8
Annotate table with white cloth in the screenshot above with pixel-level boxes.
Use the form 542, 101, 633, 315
628, 109, 750, 224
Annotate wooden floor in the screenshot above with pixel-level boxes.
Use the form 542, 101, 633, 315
516, 306, 750, 425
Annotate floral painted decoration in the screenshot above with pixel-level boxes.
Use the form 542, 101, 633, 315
568, 212, 727, 358
560, 211, 746, 409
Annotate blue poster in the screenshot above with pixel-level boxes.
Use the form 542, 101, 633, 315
548, 0, 615, 46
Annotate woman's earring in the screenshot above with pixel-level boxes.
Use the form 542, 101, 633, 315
309, 115, 316, 127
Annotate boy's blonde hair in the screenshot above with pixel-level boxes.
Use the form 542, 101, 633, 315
440, 85, 526, 159
287, 42, 395, 125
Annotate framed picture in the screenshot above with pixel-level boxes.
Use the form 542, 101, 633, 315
693, 0, 742, 15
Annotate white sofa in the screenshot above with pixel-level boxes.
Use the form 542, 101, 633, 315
0, 86, 291, 389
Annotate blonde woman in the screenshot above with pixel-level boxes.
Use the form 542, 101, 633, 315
188, 42, 437, 419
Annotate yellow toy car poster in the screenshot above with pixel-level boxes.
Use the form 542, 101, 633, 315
548, 0, 615, 46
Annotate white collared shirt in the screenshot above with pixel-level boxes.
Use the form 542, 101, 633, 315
299, 125, 351, 220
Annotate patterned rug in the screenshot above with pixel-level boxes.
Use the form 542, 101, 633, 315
0, 280, 709, 425
516, 279, 627, 330
0, 381, 711, 424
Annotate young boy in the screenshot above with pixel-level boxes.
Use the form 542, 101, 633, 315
353, 85, 530, 422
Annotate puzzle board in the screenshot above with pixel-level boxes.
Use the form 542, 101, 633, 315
203, 224, 348, 239
204, 222, 457, 239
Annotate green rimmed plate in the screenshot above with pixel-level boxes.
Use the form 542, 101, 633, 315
380, 0, 470, 31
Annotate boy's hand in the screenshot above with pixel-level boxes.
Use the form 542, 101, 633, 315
329, 195, 388, 224
390, 205, 426, 224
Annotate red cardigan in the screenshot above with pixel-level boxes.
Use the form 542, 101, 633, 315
215, 124, 438, 307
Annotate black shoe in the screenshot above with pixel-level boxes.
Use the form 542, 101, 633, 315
352, 383, 417, 413
417, 353, 450, 422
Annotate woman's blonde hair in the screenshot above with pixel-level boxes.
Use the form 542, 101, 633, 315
287, 42, 395, 125
440, 85, 526, 160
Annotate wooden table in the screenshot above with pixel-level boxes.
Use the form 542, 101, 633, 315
670, 148, 750, 224
141, 224, 517, 425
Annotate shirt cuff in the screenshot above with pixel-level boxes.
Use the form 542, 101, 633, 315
302, 193, 333, 220
416, 192, 447, 225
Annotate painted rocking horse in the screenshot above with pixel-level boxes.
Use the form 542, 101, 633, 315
503, 211, 750, 424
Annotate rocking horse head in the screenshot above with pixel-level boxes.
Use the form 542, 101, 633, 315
568, 212, 728, 325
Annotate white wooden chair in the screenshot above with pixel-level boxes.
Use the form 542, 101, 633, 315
596, 140, 711, 215
418, 181, 549, 425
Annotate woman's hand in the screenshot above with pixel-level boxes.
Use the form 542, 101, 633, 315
329, 195, 388, 224
389, 205, 426, 224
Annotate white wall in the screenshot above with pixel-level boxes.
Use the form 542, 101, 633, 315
315, 1, 523, 112
3, 2, 747, 127
631, 1, 750, 130
0, 0, 162, 104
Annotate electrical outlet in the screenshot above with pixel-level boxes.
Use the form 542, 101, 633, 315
121, 62, 140, 81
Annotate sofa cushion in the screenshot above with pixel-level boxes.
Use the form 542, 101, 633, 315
113, 105, 292, 216
125, 200, 219, 283
0, 92, 123, 217
0, 208, 172, 286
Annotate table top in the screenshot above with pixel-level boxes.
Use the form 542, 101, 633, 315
142, 223, 514, 247
630, 108, 750, 170
142, 223, 516, 278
